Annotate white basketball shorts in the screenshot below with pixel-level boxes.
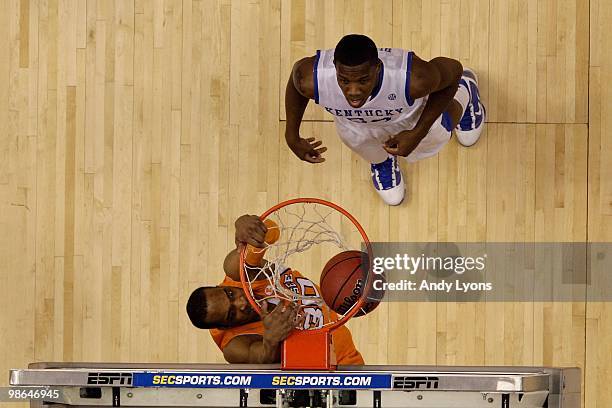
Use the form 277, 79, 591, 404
334, 110, 454, 164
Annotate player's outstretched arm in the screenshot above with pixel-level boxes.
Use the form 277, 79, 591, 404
285, 57, 327, 164
384, 54, 463, 157
222, 302, 303, 364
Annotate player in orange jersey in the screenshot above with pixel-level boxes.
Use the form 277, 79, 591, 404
186, 215, 364, 365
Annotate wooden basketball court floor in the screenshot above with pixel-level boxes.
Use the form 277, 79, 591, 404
0, 1, 610, 407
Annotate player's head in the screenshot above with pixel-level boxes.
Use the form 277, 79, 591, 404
333, 34, 381, 108
186, 286, 259, 329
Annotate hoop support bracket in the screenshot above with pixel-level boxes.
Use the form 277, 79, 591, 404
282, 330, 336, 370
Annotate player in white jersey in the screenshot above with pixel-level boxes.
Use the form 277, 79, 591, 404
285, 34, 485, 205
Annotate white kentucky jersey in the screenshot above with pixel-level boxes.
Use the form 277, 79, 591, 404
314, 48, 427, 135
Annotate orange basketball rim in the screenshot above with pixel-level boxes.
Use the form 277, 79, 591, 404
239, 198, 374, 370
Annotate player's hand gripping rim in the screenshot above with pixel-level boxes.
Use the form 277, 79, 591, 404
234, 215, 268, 248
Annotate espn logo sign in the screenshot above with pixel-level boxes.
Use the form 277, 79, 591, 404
393, 376, 439, 389
87, 372, 133, 385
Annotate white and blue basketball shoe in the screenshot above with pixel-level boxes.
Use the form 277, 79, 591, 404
455, 68, 486, 147
371, 155, 405, 206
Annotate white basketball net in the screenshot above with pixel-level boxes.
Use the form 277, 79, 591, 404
242, 201, 366, 326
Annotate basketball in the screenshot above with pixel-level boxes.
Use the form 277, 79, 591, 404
319, 250, 382, 317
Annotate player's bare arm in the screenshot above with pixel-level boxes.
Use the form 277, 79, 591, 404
409, 55, 463, 130
384, 54, 463, 157
224, 215, 270, 281
222, 302, 303, 364
285, 56, 328, 163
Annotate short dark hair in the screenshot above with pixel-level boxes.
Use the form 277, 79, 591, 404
334, 34, 379, 66
186, 286, 216, 329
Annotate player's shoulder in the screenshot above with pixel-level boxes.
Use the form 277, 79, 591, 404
291, 56, 316, 99
408, 53, 441, 100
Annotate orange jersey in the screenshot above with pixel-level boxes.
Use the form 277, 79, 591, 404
210, 270, 364, 365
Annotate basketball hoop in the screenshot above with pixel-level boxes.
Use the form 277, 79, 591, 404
239, 198, 374, 370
